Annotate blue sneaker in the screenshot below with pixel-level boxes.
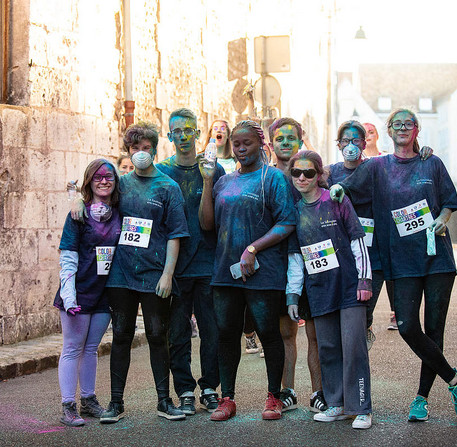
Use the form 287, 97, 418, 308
408, 396, 429, 422
448, 369, 457, 415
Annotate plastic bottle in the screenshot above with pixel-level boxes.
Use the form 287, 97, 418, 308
67, 180, 78, 201
204, 138, 217, 169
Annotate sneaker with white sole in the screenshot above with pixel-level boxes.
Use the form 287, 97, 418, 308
178, 392, 196, 415
158, 397, 186, 420
314, 406, 351, 422
280, 388, 297, 412
310, 390, 327, 413
100, 401, 124, 424
200, 389, 219, 413
245, 334, 259, 354
388, 313, 398, 330
259, 346, 265, 358
352, 414, 372, 429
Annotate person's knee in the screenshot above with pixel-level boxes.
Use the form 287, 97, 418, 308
280, 317, 298, 343
397, 318, 420, 341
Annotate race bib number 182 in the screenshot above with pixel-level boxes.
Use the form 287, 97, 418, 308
301, 239, 339, 275
391, 199, 434, 237
119, 217, 153, 248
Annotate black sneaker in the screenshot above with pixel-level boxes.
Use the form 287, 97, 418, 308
80, 395, 105, 418
280, 388, 298, 412
200, 390, 219, 413
100, 401, 125, 424
60, 401, 85, 427
178, 394, 196, 415
310, 390, 328, 413
158, 397, 186, 420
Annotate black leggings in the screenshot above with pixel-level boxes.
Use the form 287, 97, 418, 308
394, 273, 455, 398
106, 288, 171, 402
213, 287, 284, 399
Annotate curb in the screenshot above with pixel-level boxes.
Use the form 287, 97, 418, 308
0, 324, 146, 381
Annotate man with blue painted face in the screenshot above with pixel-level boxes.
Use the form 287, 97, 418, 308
156, 108, 225, 416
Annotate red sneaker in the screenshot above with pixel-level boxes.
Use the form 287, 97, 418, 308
262, 392, 283, 420
210, 397, 236, 421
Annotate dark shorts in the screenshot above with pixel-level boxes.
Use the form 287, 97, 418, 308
278, 290, 312, 321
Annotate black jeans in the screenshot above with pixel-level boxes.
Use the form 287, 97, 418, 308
106, 288, 171, 402
394, 273, 455, 397
213, 287, 284, 399
169, 277, 219, 396
366, 271, 395, 328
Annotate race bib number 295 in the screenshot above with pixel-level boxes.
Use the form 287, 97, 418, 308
391, 199, 434, 237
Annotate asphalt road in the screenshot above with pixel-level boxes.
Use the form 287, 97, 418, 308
1, 286, 457, 447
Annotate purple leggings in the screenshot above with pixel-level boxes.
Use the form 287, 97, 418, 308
58, 311, 111, 403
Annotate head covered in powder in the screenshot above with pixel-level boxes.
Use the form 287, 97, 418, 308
169, 108, 198, 128
204, 119, 233, 158
268, 117, 304, 143
81, 158, 120, 206
123, 121, 159, 156
336, 120, 366, 143
289, 149, 328, 189
386, 107, 421, 154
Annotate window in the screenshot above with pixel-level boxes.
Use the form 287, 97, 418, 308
378, 97, 391, 111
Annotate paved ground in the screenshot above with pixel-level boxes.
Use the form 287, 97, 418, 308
1, 287, 457, 446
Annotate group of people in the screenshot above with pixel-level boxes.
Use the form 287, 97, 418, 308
53, 106, 457, 431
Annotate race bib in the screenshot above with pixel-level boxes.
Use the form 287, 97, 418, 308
358, 217, 374, 247
96, 246, 115, 275
301, 239, 339, 275
119, 217, 153, 248
391, 199, 434, 237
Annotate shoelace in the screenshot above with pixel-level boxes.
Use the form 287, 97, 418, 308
181, 397, 194, 406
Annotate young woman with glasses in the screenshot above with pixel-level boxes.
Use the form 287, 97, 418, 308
330, 108, 457, 422
55, 159, 121, 426
286, 149, 373, 429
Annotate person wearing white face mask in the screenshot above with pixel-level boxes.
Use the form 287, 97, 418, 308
71, 121, 190, 423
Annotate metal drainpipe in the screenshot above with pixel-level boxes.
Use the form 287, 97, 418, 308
123, 0, 134, 127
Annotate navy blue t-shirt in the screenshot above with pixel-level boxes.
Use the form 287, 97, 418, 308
106, 171, 190, 293
156, 156, 225, 278
327, 161, 381, 271
54, 206, 121, 313
295, 190, 366, 317
212, 166, 296, 290
340, 154, 457, 280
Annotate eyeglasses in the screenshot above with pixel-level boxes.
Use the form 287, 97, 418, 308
339, 138, 364, 147
290, 168, 317, 179
170, 128, 197, 137
389, 120, 417, 131
92, 173, 115, 182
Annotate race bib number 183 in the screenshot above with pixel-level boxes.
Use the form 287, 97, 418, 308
391, 199, 434, 237
119, 217, 153, 248
301, 239, 339, 275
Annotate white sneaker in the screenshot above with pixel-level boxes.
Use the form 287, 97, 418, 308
352, 413, 372, 429
313, 406, 351, 422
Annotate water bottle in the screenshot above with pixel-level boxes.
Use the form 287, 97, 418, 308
204, 138, 217, 169
67, 180, 78, 201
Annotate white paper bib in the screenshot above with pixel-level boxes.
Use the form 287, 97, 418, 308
96, 246, 116, 275
391, 199, 433, 237
119, 217, 153, 248
358, 217, 374, 247
301, 239, 339, 275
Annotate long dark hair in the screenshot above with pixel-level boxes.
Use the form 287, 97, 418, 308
80, 159, 120, 206
289, 150, 328, 189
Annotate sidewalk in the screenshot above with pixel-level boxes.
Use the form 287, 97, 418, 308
0, 317, 146, 381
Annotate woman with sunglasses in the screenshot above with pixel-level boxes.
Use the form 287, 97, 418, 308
330, 108, 457, 422
199, 120, 296, 421
55, 159, 121, 426
286, 149, 373, 429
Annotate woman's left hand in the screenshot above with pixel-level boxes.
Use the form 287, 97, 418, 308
240, 249, 256, 282
67, 305, 82, 316
419, 146, 433, 161
156, 273, 172, 298
357, 289, 372, 302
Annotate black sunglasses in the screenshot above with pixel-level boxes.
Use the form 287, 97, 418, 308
290, 168, 317, 179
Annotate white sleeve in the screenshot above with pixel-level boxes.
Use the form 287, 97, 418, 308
59, 250, 79, 311
350, 238, 372, 280
286, 252, 305, 295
